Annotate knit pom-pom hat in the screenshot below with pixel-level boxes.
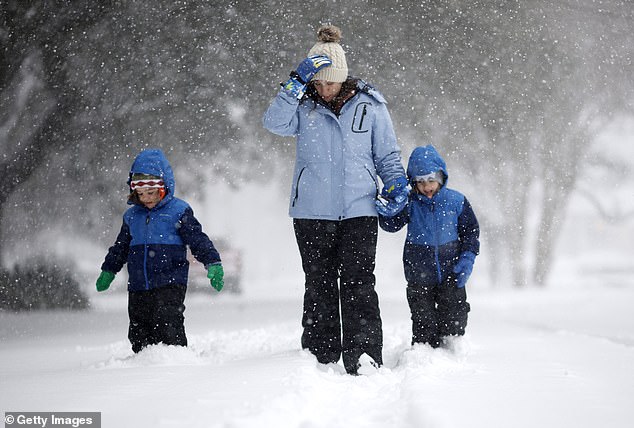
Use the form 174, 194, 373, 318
307, 25, 348, 83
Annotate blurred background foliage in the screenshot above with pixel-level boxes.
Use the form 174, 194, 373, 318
1, 0, 632, 303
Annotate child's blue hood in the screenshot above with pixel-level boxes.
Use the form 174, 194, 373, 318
406, 145, 448, 185
128, 149, 176, 202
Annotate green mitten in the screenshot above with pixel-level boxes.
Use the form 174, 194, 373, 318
207, 264, 224, 292
96, 271, 115, 292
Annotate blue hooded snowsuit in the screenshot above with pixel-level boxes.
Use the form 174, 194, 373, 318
101, 149, 221, 292
101, 149, 221, 352
379, 145, 480, 346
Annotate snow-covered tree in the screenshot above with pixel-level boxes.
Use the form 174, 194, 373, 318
1, 0, 632, 290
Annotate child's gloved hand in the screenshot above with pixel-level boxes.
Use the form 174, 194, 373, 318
96, 271, 115, 292
207, 263, 224, 292
380, 176, 409, 202
452, 252, 476, 288
376, 176, 409, 217
375, 196, 407, 217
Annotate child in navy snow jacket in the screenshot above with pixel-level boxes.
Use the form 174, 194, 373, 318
377, 145, 480, 348
96, 149, 224, 353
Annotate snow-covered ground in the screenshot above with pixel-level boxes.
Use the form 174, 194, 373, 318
1, 283, 633, 428
2, 120, 633, 428
3, 172, 633, 428
3, 171, 634, 428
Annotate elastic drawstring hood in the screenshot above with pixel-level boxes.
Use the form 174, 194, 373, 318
127, 149, 176, 206
406, 145, 448, 188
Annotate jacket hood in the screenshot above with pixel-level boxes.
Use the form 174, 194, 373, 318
127, 149, 176, 204
406, 145, 448, 186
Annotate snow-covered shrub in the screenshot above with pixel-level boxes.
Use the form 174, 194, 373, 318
0, 259, 89, 311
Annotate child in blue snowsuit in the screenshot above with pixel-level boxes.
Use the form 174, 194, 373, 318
95, 149, 224, 353
377, 145, 480, 347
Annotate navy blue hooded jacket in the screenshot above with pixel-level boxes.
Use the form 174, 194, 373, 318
101, 149, 221, 292
379, 145, 479, 286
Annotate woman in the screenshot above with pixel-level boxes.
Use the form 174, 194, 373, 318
263, 25, 407, 375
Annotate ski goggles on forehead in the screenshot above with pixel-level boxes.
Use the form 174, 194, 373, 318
130, 179, 165, 190
413, 172, 439, 183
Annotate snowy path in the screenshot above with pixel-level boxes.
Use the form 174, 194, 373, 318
1, 287, 633, 428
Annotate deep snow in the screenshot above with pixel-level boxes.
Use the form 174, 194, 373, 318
2, 121, 633, 428
2, 283, 634, 428
3, 178, 634, 427
2, 175, 634, 428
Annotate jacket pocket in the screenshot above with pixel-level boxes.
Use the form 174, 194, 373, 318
291, 167, 306, 207
291, 164, 334, 216
365, 166, 379, 198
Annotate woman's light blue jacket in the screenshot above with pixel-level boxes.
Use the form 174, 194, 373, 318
263, 80, 405, 220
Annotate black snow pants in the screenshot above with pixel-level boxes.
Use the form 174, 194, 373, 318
406, 277, 470, 348
294, 217, 383, 374
128, 285, 188, 353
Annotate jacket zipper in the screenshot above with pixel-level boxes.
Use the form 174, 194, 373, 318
365, 167, 379, 198
144, 213, 150, 290
292, 167, 305, 207
359, 104, 367, 130
431, 202, 443, 284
